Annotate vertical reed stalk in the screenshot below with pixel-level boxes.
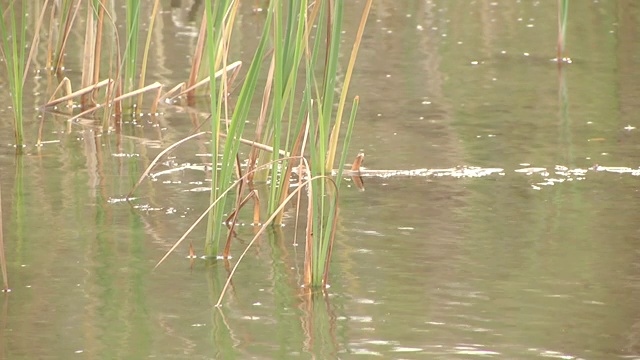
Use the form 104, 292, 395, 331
557, 0, 569, 61
0, 0, 28, 150
302, 0, 371, 287
203, 0, 225, 257
91, 0, 106, 101
124, 0, 141, 109
136, 0, 161, 108
266, 0, 309, 221
210, 1, 270, 256
52, 0, 80, 76
205, 0, 262, 257
327, 0, 372, 172
80, 4, 97, 108
186, 13, 208, 103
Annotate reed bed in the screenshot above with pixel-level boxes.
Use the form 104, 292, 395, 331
0, 0, 372, 294
131, 0, 372, 291
194, 0, 373, 289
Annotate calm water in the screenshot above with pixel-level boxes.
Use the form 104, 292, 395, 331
1, 1, 640, 359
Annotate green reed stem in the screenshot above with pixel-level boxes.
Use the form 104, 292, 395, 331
137, 0, 161, 108
306, 0, 345, 287
307, 177, 339, 287
304, 0, 371, 287
335, 96, 359, 189
203, 0, 227, 257
327, 0, 372, 171
0, 1, 28, 150
203, 0, 272, 257
266, 0, 309, 218
557, 0, 569, 59
124, 0, 140, 105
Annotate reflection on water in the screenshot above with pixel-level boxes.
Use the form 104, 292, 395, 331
0, 0, 640, 359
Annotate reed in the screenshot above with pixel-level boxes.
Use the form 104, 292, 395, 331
18, 0, 372, 290
50, 0, 78, 76
41, 0, 168, 124
0, 1, 28, 150
216, 173, 338, 304
199, 0, 371, 287
124, 0, 140, 97
303, 0, 371, 287
200, 0, 274, 257
557, 0, 569, 61
136, 0, 161, 109
80, 2, 98, 109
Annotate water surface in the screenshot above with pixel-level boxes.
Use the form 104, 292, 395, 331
1, 1, 640, 359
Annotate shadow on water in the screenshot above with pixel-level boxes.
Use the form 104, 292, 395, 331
200, 226, 341, 359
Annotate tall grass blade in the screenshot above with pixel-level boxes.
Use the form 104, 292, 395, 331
52, 0, 80, 76
186, 12, 208, 102
0, 0, 28, 149
136, 0, 161, 108
24, 0, 49, 86
307, 178, 339, 288
91, 0, 105, 88
297, 0, 372, 287
204, 0, 272, 257
335, 96, 359, 189
264, 0, 310, 220
125, 0, 140, 88
557, 0, 569, 61
203, 0, 228, 257
326, 0, 372, 171
81, 4, 97, 108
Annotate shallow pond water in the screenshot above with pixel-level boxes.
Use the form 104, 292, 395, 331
1, 1, 640, 359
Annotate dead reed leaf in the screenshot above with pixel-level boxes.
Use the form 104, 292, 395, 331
53, 0, 82, 76
350, 152, 365, 171
153, 157, 304, 271
81, 5, 97, 109
127, 131, 209, 199
168, 61, 242, 103
187, 10, 209, 100
42, 78, 112, 109
351, 152, 365, 191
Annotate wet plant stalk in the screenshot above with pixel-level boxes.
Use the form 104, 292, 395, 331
137, 0, 161, 108
0, 0, 28, 149
112, 0, 371, 291
201, 0, 280, 258
124, 0, 141, 108
557, 0, 569, 61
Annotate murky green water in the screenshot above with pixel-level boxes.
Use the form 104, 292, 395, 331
1, 1, 640, 359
